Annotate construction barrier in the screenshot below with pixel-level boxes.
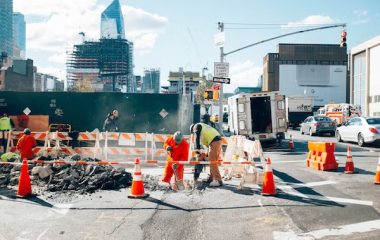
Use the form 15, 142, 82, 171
306, 142, 338, 171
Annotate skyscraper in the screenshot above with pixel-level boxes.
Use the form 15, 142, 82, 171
0, 0, 13, 57
13, 12, 26, 59
101, 0, 125, 39
142, 69, 160, 93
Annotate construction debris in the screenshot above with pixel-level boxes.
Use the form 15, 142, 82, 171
0, 156, 133, 193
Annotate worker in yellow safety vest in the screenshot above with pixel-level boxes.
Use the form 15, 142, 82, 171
0, 114, 15, 131
190, 123, 223, 187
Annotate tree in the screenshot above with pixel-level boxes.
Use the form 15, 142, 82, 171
67, 78, 94, 92
196, 77, 214, 110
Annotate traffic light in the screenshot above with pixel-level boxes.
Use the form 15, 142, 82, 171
204, 90, 219, 100
340, 30, 347, 48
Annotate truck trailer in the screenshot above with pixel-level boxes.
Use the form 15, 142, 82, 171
228, 91, 287, 145
286, 97, 314, 129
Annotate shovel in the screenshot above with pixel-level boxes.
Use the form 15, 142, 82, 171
172, 163, 185, 190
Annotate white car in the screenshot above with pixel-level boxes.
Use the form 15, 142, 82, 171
335, 117, 380, 146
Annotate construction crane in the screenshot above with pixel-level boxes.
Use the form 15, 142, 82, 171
79, 32, 86, 43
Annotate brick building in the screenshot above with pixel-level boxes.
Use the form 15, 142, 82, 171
0, 59, 34, 91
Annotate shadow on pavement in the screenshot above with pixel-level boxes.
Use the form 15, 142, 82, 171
272, 169, 345, 208
336, 166, 376, 175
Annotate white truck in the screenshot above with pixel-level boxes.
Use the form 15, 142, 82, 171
228, 91, 287, 145
286, 97, 314, 129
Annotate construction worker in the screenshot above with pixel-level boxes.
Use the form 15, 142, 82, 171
190, 123, 223, 187
162, 131, 189, 184
102, 113, 116, 132
16, 128, 37, 160
0, 114, 15, 152
112, 110, 119, 131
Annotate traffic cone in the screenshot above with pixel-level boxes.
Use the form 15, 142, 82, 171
261, 158, 277, 196
374, 158, 380, 185
128, 158, 149, 199
344, 146, 357, 174
288, 135, 294, 149
17, 159, 33, 198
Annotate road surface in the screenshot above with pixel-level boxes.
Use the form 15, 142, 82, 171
1, 130, 380, 240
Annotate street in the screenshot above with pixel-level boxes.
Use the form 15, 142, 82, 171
1, 130, 380, 240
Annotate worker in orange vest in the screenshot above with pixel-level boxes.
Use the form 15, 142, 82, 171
162, 131, 189, 184
16, 128, 37, 160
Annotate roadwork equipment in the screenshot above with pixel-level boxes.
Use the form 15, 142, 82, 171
261, 158, 277, 196
17, 159, 33, 198
128, 159, 149, 199
374, 158, 380, 185
306, 142, 338, 171
172, 163, 185, 190
289, 135, 294, 149
344, 146, 357, 174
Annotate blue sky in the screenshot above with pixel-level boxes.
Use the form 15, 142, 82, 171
14, 0, 380, 92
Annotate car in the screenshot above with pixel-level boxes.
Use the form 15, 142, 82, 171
223, 112, 228, 122
300, 116, 337, 136
335, 117, 380, 147
210, 114, 218, 122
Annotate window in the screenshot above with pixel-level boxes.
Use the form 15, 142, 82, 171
239, 120, 246, 130
278, 118, 285, 128
277, 101, 284, 110
314, 116, 331, 122
367, 118, 380, 124
238, 103, 245, 113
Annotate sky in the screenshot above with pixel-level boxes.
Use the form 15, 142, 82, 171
14, 0, 380, 93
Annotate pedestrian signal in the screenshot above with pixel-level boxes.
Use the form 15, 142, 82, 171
204, 90, 219, 100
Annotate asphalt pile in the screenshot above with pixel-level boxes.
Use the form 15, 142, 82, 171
0, 155, 133, 193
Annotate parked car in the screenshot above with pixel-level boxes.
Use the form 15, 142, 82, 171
223, 112, 228, 122
210, 114, 218, 122
300, 116, 337, 136
336, 117, 380, 146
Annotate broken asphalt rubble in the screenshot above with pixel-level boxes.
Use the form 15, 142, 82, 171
0, 155, 133, 193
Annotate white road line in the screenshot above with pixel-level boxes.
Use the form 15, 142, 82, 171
303, 219, 380, 239
285, 191, 373, 206
257, 200, 263, 208
278, 181, 337, 189
52, 204, 72, 215
36, 229, 49, 240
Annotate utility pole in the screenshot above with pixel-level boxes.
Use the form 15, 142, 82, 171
218, 22, 224, 134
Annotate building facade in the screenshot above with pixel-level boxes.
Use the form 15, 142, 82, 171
101, 0, 125, 39
0, 0, 13, 57
66, 39, 134, 92
234, 87, 262, 95
349, 35, 380, 116
13, 12, 26, 60
263, 44, 348, 107
162, 70, 200, 94
0, 59, 34, 91
142, 69, 160, 93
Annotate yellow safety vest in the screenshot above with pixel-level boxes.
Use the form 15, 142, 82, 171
196, 123, 220, 146
0, 117, 11, 131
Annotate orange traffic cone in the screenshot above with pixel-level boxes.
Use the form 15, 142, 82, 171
344, 146, 357, 174
374, 158, 380, 185
261, 158, 277, 196
288, 135, 294, 149
128, 158, 149, 199
17, 159, 33, 198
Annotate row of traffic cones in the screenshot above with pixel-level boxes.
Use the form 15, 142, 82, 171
14, 151, 380, 200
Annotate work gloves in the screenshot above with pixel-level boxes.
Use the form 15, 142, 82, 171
166, 146, 173, 152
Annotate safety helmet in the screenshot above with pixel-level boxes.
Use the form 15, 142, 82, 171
174, 131, 183, 144
189, 124, 195, 134
24, 128, 31, 135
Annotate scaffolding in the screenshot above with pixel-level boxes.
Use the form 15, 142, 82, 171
66, 38, 134, 92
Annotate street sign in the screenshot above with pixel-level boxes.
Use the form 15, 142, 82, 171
214, 62, 229, 78
214, 32, 225, 48
204, 100, 213, 105
213, 84, 220, 91
213, 77, 230, 84
23, 107, 31, 116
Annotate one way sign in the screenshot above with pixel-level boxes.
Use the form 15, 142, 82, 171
213, 77, 230, 84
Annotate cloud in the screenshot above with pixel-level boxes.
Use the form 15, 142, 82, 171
48, 53, 66, 64
353, 19, 370, 25
224, 61, 262, 92
281, 15, 337, 28
122, 6, 168, 55
14, 0, 98, 17
353, 10, 368, 17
